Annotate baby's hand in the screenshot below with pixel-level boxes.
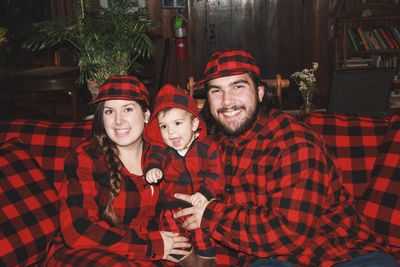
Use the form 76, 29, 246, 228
190, 192, 207, 209
146, 168, 163, 184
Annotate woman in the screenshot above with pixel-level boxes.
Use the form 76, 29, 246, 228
45, 76, 190, 266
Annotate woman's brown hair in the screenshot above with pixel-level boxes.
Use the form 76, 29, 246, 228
93, 100, 149, 227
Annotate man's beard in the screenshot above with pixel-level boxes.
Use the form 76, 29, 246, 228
216, 101, 260, 137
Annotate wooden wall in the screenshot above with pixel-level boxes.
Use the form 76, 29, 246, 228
148, 0, 332, 109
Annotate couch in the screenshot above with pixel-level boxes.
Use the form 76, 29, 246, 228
0, 112, 399, 266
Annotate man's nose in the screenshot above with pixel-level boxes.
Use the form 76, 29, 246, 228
222, 91, 234, 106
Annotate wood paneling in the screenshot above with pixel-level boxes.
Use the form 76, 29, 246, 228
149, 0, 327, 109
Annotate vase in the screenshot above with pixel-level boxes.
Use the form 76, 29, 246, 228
300, 90, 315, 115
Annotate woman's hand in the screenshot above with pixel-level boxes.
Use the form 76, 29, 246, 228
173, 193, 209, 230
160, 231, 191, 262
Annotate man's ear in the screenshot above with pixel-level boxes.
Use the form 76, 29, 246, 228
192, 117, 200, 132
257, 85, 265, 102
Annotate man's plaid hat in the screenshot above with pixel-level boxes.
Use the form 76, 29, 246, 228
197, 49, 260, 86
89, 75, 150, 106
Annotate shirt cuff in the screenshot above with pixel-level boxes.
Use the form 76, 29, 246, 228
201, 200, 223, 235
146, 231, 164, 260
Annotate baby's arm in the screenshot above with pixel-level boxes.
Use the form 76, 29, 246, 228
190, 192, 208, 209
145, 168, 163, 184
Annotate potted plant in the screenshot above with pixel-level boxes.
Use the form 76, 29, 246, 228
23, 0, 156, 98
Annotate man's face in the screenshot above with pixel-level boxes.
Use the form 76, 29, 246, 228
207, 73, 264, 136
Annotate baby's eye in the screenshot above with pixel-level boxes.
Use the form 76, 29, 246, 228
175, 121, 183, 126
159, 124, 167, 130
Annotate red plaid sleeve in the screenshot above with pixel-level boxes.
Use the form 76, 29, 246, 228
143, 144, 169, 174
59, 141, 164, 261
302, 112, 388, 198
0, 138, 59, 266
0, 119, 93, 192
360, 115, 400, 252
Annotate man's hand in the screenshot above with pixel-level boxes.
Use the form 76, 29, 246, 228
190, 192, 207, 209
145, 168, 163, 184
160, 231, 190, 262
174, 193, 209, 230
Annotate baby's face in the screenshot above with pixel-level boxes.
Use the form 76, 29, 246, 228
157, 108, 199, 152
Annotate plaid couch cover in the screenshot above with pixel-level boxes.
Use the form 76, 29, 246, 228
0, 113, 399, 265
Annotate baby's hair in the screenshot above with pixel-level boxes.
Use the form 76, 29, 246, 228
157, 107, 195, 120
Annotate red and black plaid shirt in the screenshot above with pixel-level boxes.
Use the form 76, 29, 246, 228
202, 110, 389, 266
54, 139, 165, 261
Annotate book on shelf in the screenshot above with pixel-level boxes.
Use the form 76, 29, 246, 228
386, 27, 400, 49
379, 28, 395, 49
345, 57, 375, 68
365, 30, 382, 50
392, 27, 400, 43
372, 29, 389, 50
357, 28, 371, 50
350, 28, 367, 51
347, 29, 359, 52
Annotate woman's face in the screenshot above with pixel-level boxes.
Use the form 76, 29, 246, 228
103, 99, 150, 150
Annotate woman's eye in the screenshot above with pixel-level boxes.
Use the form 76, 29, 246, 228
104, 109, 112, 115
124, 107, 133, 112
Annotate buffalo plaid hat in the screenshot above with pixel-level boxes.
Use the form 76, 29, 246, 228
197, 49, 260, 86
89, 75, 150, 106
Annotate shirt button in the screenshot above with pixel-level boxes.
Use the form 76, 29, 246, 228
225, 185, 233, 194
205, 227, 210, 233
143, 184, 148, 188
151, 253, 156, 258
226, 159, 231, 165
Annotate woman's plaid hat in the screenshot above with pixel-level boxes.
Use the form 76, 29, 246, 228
197, 49, 260, 86
89, 75, 150, 106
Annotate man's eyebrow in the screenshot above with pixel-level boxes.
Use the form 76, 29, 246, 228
232, 79, 250, 85
208, 79, 250, 89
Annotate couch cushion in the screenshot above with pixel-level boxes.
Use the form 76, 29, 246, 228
360, 115, 400, 252
0, 119, 92, 192
0, 138, 59, 266
302, 112, 388, 198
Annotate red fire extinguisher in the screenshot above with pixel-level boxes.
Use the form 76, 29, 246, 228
172, 14, 187, 60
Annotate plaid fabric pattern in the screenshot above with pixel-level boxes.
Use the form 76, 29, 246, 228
90, 75, 150, 106
0, 119, 93, 192
202, 110, 388, 266
301, 112, 388, 198
45, 244, 168, 267
197, 49, 261, 86
0, 138, 59, 266
48, 140, 165, 263
360, 115, 400, 252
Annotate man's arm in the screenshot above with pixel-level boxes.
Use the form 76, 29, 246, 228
175, 142, 341, 257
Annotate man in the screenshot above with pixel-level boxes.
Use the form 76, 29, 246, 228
174, 49, 398, 266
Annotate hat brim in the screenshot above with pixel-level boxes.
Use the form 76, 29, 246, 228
89, 96, 147, 105
196, 70, 256, 89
